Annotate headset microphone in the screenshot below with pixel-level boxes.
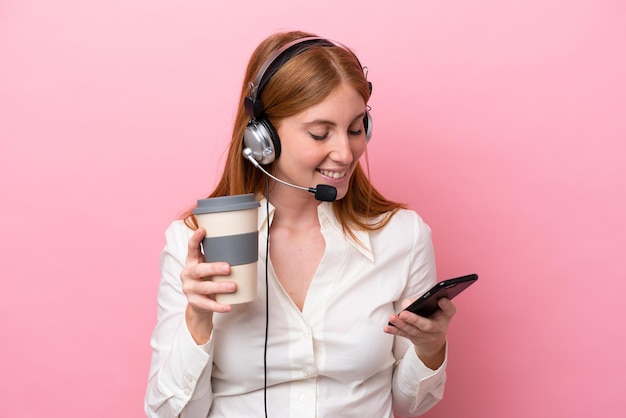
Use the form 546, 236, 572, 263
243, 148, 337, 202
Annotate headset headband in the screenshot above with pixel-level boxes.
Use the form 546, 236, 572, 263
244, 37, 367, 119
249, 37, 334, 106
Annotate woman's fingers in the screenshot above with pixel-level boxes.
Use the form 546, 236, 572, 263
185, 281, 235, 313
181, 228, 236, 315
385, 298, 456, 350
186, 227, 206, 265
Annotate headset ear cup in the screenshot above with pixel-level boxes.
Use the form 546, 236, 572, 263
261, 118, 281, 159
243, 118, 281, 165
364, 110, 373, 143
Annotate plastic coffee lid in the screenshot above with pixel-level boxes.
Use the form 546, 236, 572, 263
192, 193, 260, 214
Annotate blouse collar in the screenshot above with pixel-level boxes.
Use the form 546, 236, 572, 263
257, 198, 374, 262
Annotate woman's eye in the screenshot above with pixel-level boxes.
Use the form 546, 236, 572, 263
349, 129, 363, 136
308, 132, 329, 140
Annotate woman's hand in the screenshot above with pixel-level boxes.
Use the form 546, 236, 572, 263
384, 298, 456, 370
181, 227, 236, 344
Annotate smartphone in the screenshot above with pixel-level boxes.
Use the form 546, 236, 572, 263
390, 274, 478, 324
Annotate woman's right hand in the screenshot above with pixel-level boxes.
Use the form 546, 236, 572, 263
181, 227, 235, 344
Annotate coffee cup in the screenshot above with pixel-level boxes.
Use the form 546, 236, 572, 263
192, 194, 260, 304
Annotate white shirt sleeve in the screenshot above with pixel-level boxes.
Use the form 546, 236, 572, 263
390, 211, 447, 417
144, 221, 215, 418
391, 339, 448, 417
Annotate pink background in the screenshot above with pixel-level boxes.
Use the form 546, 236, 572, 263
2, 0, 625, 416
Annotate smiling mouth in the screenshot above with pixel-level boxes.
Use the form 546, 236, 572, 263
318, 169, 348, 179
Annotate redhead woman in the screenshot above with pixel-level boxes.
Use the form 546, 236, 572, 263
145, 31, 455, 418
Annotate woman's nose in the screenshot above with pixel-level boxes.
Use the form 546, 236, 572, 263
329, 134, 354, 164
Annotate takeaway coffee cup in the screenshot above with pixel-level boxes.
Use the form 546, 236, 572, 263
192, 194, 260, 304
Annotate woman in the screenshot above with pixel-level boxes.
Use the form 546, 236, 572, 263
145, 31, 456, 417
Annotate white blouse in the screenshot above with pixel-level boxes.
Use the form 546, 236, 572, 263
145, 200, 447, 417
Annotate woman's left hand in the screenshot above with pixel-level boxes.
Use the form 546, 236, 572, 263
384, 298, 456, 370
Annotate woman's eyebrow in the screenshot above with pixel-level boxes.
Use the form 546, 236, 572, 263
305, 113, 366, 127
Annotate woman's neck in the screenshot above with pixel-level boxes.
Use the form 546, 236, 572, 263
268, 185, 323, 228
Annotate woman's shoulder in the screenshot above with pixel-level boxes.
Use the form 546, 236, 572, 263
369, 207, 433, 250
383, 207, 431, 233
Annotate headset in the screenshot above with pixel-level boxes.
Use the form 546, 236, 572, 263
242, 36, 373, 166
